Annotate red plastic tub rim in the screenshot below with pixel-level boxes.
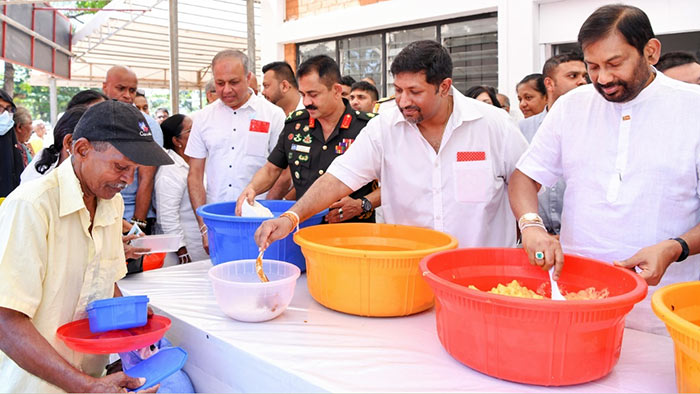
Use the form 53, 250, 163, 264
419, 248, 648, 310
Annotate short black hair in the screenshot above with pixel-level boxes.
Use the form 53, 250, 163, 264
578, 4, 655, 56
340, 75, 356, 87
156, 107, 169, 116
390, 40, 452, 88
297, 55, 342, 88
160, 114, 186, 151
656, 51, 700, 72
464, 85, 502, 109
135, 89, 146, 98
350, 81, 379, 101
262, 61, 298, 89
542, 51, 585, 79
517, 73, 547, 96
66, 90, 108, 111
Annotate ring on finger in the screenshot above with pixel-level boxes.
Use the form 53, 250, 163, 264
339, 213, 344, 219
338, 208, 343, 215
535, 251, 545, 260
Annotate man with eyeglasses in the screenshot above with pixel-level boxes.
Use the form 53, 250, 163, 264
0, 89, 22, 197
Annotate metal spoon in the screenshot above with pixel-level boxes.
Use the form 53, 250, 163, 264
255, 249, 269, 283
549, 266, 565, 300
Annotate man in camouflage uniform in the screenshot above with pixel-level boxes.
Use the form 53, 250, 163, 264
237, 55, 379, 223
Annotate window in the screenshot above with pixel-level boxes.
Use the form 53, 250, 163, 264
297, 13, 498, 98
298, 40, 336, 64
339, 34, 383, 88
385, 27, 437, 96
442, 17, 498, 94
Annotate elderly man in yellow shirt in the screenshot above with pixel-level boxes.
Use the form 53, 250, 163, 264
0, 100, 173, 393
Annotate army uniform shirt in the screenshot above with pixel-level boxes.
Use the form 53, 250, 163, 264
268, 100, 377, 222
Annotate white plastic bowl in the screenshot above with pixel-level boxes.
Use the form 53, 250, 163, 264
208, 259, 300, 322
130, 234, 182, 254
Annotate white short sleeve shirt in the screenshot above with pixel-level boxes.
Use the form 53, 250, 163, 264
516, 72, 700, 334
185, 91, 285, 203
328, 87, 528, 247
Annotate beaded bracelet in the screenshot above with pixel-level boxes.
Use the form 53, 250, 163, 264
280, 211, 300, 233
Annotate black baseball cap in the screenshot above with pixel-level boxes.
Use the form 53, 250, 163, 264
73, 100, 173, 166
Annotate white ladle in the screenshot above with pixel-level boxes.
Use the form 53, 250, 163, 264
549, 266, 565, 300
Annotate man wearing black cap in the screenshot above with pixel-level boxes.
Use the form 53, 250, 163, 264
0, 100, 171, 392
0, 89, 23, 197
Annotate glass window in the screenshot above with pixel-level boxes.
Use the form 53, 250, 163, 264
339, 34, 383, 91
441, 17, 498, 95
298, 40, 336, 64
385, 26, 437, 95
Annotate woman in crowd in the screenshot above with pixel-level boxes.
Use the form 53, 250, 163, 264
465, 85, 502, 108
20, 106, 88, 183
21, 90, 108, 183
516, 73, 547, 118
13, 107, 34, 167
155, 114, 207, 263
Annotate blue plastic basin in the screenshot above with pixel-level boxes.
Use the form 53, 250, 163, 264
86, 295, 149, 333
197, 200, 328, 271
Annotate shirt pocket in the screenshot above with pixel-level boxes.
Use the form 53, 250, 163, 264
246, 131, 269, 157
453, 160, 494, 203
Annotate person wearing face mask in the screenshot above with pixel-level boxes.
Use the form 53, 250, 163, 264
0, 100, 173, 393
0, 89, 23, 197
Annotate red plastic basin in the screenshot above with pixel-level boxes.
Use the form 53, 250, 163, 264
56, 315, 171, 354
419, 248, 647, 386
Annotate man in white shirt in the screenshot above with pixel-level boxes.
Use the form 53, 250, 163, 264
254, 40, 528, 249
261, 61, 305, 117
518, 51, 588, 235
186, 50, 287, 253
509, 4, 700, 334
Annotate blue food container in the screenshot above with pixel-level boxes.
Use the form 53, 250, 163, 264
86, 295, 149, 333
197, 200, 327, 271
125, 347, 188, 391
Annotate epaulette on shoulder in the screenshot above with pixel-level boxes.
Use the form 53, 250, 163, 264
353, 110, 378, 121
285, 109, 310, 123
376, 95, 395, 104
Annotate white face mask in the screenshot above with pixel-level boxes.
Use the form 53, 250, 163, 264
0, 111, 14, 136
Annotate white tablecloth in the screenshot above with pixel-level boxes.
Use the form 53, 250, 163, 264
118, 261, 678, 393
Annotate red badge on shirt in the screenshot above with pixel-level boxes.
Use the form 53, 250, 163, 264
249, 119, 270, 133
457, 151, 486, 162
308, 117, 316, 128
340, 114, 352, 129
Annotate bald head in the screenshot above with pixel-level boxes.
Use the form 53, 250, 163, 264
103, 66, 138, 104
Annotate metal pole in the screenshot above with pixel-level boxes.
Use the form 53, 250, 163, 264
48, 76, 57, 125
168, 0, 179, 114
246, 0, 255, 72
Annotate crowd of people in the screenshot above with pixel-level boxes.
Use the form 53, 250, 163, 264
0, 2, 699, 392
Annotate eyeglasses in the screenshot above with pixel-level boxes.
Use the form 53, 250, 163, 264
0, 105, 15, 114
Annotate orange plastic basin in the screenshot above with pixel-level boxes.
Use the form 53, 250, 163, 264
652, 281, 700, 393
420, 248, 647, 386
294, 223, 458, 317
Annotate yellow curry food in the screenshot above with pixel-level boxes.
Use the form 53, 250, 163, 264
468, 280, 608, 300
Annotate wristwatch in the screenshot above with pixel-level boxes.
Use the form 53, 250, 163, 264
360, 197, 373, 213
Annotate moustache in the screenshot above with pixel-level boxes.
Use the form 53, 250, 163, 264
108, 183, 128, 190
305, 105, 318, 111
400, 105, 421, 112
596, 80, 625, 89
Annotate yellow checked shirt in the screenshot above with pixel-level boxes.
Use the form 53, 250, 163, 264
0, 160, 127, 393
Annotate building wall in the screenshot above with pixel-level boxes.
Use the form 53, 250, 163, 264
286, 0, 390, 21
